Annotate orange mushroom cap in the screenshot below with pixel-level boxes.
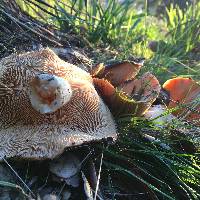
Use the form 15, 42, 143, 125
163, 77, 200, 125
92, 60, 161, 117
91, 60, 144, 87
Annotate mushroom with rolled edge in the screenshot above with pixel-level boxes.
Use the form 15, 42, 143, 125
0, 49, 117, 160
91, 60, 161, 117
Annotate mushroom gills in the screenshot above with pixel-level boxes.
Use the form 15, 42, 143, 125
0, 49, 117, 160
29, 74, 73, 114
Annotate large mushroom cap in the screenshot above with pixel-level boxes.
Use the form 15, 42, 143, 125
0, 49, 117, 160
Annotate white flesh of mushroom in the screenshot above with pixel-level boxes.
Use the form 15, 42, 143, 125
28, 74, 72, 114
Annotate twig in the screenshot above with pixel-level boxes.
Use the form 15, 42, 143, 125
24, 0, 57, 17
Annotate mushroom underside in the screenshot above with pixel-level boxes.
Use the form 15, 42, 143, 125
0, 123, 117, 160
0, 49, 117, 160
0, 81, 117, 160
0, 89, 117, 160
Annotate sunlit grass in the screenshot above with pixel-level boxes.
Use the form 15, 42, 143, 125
16, 0, 200, 82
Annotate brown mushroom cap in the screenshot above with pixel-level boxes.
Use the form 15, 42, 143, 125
92, 61, 160, 117
0, 49, 117, 160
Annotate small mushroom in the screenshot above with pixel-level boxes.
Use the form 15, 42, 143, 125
49, 153, 80, 187
91, 61, 161, 117
0, 49, 117, 160
163, 77, 200, 125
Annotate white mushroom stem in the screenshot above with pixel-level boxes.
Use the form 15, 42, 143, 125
28, 74, 72, 114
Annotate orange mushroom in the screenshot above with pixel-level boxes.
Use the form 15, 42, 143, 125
92, 60, 161, 117
163, 77, 200, 125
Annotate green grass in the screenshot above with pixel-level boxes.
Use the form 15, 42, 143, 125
2, 0, 200, 199
16, 0, 200, 83
97, 118, 200, 199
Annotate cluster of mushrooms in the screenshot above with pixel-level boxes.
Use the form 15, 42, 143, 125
0, 48, 199, 199
0, 48, 199, 161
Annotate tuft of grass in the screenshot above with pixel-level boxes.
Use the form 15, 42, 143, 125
97, 118, 200, 200
145, 2, 200, 83
16, 0, 145, 46
16, 0, 200, 83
